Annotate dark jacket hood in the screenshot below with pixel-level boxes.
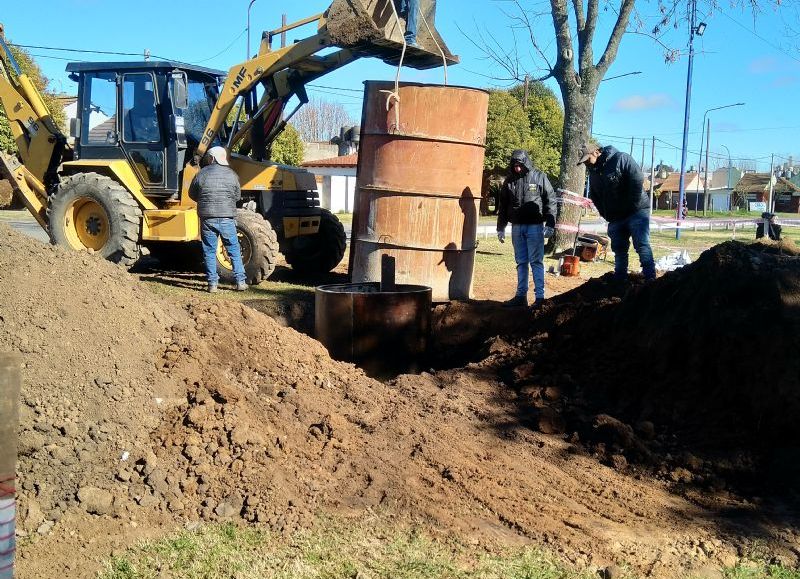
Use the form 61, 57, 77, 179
509, 149, 534, 174
596, 145, 619, 166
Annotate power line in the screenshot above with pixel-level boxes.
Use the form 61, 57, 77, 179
306, 87, 363, 103
194, 28, 247, 64
9, 42, 173, 61
307, 84, 363, 93
718, 11, 800, 65
594, 132, 778, 164
28, 53, 84, 62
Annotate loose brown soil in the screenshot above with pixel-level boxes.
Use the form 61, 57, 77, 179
0, 179, 13, 208
3, 223, 799, 578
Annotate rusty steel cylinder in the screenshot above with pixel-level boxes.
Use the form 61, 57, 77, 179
349, 81, 489, 301
315, 282, 432, 377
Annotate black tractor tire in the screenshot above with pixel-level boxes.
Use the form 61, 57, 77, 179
283, 209, 346, 275
216, 209, 279, 285
48, 172, 142, 266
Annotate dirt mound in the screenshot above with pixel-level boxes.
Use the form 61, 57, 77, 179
5, 225, 799, 577
500, 241, 800, 492
0, 224, 184, 532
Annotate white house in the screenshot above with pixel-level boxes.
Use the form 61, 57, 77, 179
55, 93, 109, 145
301, 153, 358, 213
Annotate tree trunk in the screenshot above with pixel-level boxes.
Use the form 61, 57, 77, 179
552, 87, 595, 253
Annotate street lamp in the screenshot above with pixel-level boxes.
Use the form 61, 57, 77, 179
676, 0, 705, 239
247, 0, 258, 59
696, 102, 745, 215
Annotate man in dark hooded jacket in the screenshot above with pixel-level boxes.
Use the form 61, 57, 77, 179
577, 143, 656, 280
496, 149, 557, 308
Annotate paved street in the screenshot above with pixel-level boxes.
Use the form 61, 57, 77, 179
0, 210, 49, 243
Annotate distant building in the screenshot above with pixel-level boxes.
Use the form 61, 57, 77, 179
655, 172, 705, 210
732, 173, 800, 213
302, 153, 358, 213
654, 168, 744, 212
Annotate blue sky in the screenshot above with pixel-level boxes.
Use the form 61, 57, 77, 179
3, 0, 799, 172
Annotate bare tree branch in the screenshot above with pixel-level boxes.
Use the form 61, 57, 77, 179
507, 0, 554, 73
596, 0, 637, 76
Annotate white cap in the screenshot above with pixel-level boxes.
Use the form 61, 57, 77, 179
207, 146, 230, 166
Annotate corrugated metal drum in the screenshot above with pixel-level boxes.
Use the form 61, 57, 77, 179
349, 81, 489, 301
315, 282, 432, 377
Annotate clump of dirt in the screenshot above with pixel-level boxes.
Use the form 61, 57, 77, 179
325, 0, 383, 46
5, 224, 799, 578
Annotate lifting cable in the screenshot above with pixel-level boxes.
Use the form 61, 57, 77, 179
380, 0, 407, 133
419, 9, 447, 85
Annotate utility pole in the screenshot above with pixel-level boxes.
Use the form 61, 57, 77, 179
768, 153, 775, 212
702, 120, 710, 215
281, 14, 287, 48
523, 74, 529, 110
676, 0, 703, 239
630, 136, 634, 156
641, 138, 646, 168
650, 136, 656, 216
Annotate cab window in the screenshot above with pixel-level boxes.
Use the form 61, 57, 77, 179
82, 72, 118, 145
122, 73, 160, 143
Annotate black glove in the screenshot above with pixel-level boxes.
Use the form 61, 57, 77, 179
545, 215, 556, 229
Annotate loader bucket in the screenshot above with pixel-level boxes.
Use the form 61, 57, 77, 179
324, 0, 458, 70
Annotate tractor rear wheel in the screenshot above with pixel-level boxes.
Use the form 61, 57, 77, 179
216, 209, 279, 285
283, 209, 346, 275
48, 172, 142, 265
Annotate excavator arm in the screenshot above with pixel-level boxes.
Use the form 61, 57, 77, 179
0, 24, 69, 228
198, 0, 456, 159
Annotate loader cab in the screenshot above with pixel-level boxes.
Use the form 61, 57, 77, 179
66, 61, 225, 199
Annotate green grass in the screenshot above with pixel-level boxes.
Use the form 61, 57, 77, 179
652, 209, 800, 220
723, 564, 800, 579
100, 519, 607, 579
473, 227, 800, 291
334, 212, 353, 227
99, 518, 800, 579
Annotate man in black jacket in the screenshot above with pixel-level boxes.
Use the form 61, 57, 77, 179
496, 150, 557, 308
578, 143, 656, 281
189, 146, 247, 293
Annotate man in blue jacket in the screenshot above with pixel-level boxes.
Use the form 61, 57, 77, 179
578, 143, 655, 280
189, 146, 247, 293
496, 150, 557, 308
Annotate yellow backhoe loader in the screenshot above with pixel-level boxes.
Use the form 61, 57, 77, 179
0, 0, 456, 282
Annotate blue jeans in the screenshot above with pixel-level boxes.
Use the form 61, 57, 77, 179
511, 223, 545, 300
607, 209, 656, 280
397, 0, 419, 42
200, 217, 246, 285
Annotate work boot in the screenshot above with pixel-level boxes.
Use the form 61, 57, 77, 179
530, 299, 547, 311
207, 284, 218, 294
235, 281, 248, 292
502, 295, 527, 308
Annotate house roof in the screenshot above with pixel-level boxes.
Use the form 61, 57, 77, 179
302, 153, 358, 168
657, 171, 705, 193
643, 176, 667, 190
732, 173, 800, 194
